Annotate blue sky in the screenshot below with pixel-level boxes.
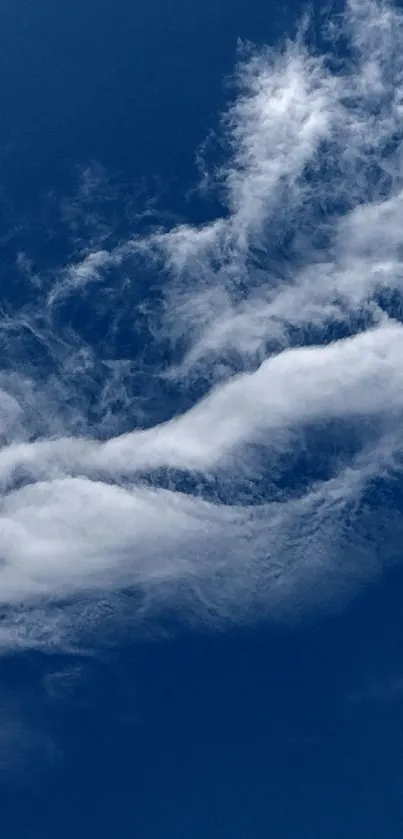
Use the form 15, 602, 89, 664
1, 0, 403, 836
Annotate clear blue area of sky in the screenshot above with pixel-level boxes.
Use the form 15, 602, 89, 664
0, 0, 292, 209
0, 1, 402, 837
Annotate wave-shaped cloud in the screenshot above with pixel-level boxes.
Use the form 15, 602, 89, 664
1, 0, 403, 650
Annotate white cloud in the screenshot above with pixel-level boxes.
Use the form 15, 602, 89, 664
1, 0, 403, 650
155, 0, 403, 376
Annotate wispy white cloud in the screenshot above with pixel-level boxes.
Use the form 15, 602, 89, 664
154, 0, 403, 376
0, 0, 403, 650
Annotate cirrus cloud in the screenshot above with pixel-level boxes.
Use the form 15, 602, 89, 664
1, 0, 403, 650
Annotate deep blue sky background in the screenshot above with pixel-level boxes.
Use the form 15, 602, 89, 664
1, 1, 403, 837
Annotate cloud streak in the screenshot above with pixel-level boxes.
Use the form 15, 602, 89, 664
1, 0, 403, 650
